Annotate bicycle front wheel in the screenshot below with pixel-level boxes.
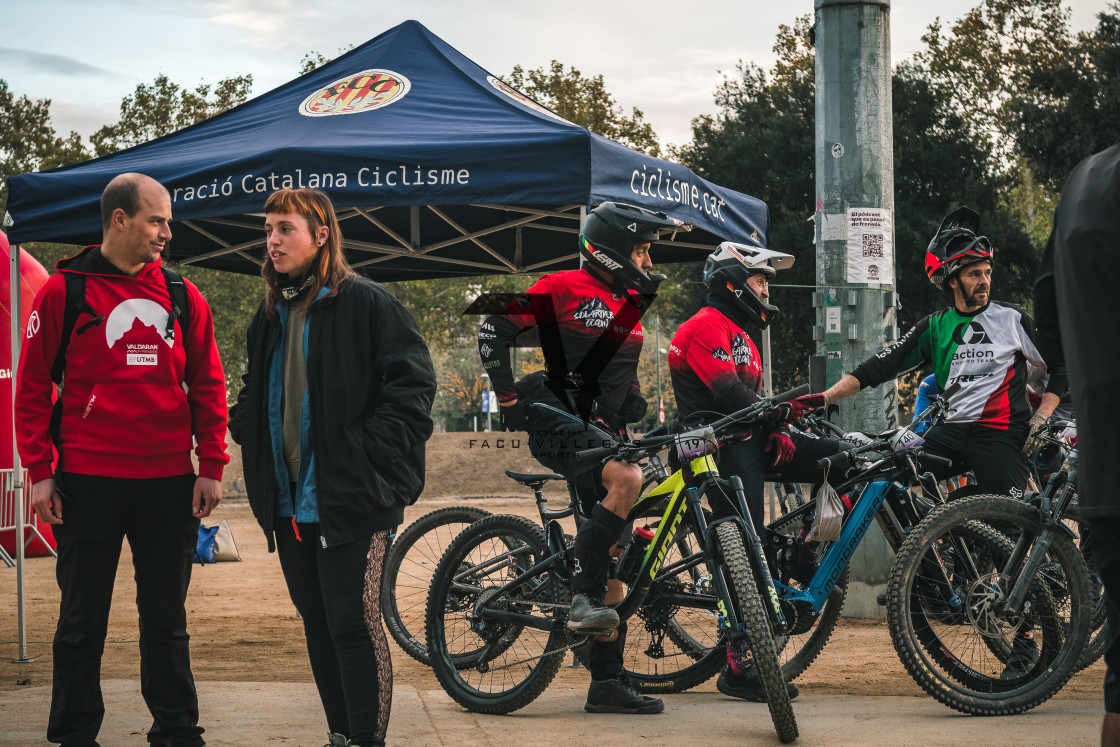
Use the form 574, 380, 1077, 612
886, 494, 1092, 716
381, 505, 491, 663
716, 521, 798, 743
425, 513, 568, 714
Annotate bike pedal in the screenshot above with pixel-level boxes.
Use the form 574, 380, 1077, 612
567, 625, 618, 637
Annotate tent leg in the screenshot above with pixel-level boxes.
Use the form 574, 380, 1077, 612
24, 525, 57, 558
11, 246, 32, 663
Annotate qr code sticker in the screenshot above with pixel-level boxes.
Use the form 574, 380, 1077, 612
862, 233, 884, 258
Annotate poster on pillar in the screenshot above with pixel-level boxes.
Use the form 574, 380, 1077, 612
846, 207, 893, 285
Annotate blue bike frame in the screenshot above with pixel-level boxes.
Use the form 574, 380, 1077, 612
774, 480, 895, 612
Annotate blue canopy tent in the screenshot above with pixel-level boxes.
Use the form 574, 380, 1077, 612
1, 20, 772, 661
4, 20, 768, 278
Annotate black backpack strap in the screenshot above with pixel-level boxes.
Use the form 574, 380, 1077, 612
49, 273, 104, 446
50, 273, 105, 385
160, 266, 190, 342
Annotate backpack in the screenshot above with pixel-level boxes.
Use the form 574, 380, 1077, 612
48, 266, 191, 443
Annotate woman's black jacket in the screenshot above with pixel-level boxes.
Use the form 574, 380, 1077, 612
229, 276, 436, 551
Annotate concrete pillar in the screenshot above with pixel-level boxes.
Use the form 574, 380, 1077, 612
813, 0, 900, 619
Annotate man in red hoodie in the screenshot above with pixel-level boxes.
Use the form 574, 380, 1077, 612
16, 172, 228, 747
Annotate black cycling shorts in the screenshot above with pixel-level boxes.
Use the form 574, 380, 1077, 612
919, 421, 1029, 499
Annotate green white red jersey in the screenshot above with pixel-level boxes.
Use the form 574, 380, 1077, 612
850, 301, 1052, 429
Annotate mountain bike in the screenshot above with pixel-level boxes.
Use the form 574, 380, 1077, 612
760, 388, 1091, 718
423, 387, 811, 743
884, 487, 1091, 715
382, 506, 492, 663
880, 414, 1093, 715
381, 453, 670, 665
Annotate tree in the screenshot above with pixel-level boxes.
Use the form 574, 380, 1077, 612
507, 61, 661, 157
918, 0, 1073, 161
299, 46, 355, 76
0, 80, 89, 216
1010, 6, 1120, 190
675, 17, 817, 389
890, 62, 1035, 321
90, 74, 253, 157
675, 17, 1034, 390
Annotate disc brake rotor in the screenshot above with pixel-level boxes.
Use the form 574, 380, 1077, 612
964, 573, 1024, 637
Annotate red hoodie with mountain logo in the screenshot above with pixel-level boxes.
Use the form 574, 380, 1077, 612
16, 246, 229, 484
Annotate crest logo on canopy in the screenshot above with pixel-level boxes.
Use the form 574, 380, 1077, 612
486, 76, 573, 124
300, 70, 411, 117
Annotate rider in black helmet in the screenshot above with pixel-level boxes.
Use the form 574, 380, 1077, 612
478, 201, 680, 714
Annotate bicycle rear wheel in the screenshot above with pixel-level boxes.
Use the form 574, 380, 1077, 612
716, 521, 798, 743
381, 506, 491, 664
767, 501, 849, 681
1060, 501, 1107, 670
619, 511, 726, 693
886, 494, 1091, 716
425, 513, 568, 714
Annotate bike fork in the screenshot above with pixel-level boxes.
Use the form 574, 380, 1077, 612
726, 475, 789, 635
1003, 492, 1061, 616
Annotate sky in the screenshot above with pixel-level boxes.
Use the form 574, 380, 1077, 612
0, 0, 1112, 150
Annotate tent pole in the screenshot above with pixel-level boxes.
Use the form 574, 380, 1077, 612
11, 243, 31, 663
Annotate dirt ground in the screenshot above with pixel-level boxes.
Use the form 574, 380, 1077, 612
1, 432, 1106, 703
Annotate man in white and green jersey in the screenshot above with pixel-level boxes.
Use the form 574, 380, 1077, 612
820, 207, 1066, 499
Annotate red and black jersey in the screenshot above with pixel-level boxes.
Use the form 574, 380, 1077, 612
479, 268, 643, 418
16, 246, 229, 484
669, 305, 763, 422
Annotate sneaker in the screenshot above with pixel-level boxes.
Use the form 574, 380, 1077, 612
876, 588, 888, 607
717, 667, 799, 703
585, 676, 664, 714
324, 734, 347, 747
1000, 634, 1039, 681
567, 593, 619, 633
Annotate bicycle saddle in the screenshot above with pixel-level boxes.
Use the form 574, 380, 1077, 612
504, 470, 565, 486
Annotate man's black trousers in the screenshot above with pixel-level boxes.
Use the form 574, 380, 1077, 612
49, 472, 202, 747
920, 421, 1029, 498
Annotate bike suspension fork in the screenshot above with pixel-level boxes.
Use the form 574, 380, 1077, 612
726, 475, 789, 635
1003, 482, 1067, 616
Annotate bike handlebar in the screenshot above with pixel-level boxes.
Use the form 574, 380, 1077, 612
916, 452, 953, 472
572, 384, 813, 467
816, 449, 856, 472
575, 445, 621, 468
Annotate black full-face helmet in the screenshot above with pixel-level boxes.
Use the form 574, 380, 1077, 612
703, 241, 795, 329
579, 202, 682, 295
924, 207, 995, 290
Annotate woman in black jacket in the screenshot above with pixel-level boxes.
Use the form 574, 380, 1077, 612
230, 188, 436, 747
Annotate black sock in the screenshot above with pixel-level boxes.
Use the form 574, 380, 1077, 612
572, 504, 627, 595
590, 621, 628, 681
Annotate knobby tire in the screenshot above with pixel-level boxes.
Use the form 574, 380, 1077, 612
886, 494, 1091, 716
715, 522, 798, 743
425, 514, 567, 714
